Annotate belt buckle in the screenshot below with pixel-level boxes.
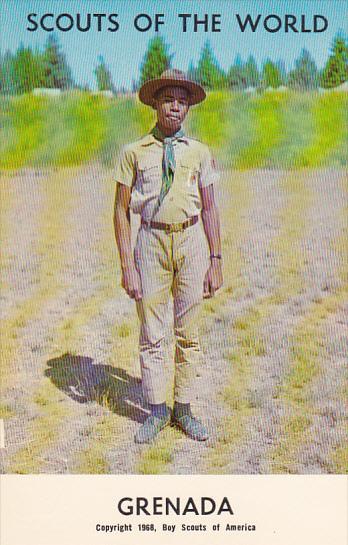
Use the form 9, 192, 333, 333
173, 223, 184, 233
166, 222, 183, 234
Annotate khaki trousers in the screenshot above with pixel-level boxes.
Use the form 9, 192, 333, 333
134, 220, 210, 404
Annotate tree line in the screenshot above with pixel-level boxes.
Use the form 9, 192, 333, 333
141, 34, 348, 91
0, 35, 74, 94
1, 33, 347, 94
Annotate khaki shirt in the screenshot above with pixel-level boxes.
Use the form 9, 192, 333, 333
114, 132, 219, 223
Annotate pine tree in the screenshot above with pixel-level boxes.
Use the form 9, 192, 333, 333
42, 34, 74, 89
94, 56, 114, 91
262, 59, 282, 88
244, 55, 260, 87
276, 60, 287, 85
139, 36, 171, 86
187, 60, 198, 82
0, 50, 16, 94
227, 56, 246, 90
0, 52, 4, 93
321, 33, 348, 88
12, 44, 45, 93
288, 49, 318, 89
196, 41, 226, 89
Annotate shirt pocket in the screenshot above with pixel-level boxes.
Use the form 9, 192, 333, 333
178, 161, 200, 188
136, 159, 161, 195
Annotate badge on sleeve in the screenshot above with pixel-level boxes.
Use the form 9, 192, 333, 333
189, 171, 198, 185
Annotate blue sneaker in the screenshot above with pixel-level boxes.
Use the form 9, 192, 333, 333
172, 414, 209, 441
134, 414, 170, 444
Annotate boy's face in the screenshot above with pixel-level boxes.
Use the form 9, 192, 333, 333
154, 86, 190, 133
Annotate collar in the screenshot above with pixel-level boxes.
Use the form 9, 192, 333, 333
140, 132, 189, 148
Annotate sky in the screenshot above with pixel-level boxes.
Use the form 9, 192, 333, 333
1, 0, 347, 89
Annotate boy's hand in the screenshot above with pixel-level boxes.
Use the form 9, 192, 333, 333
203, 259, 223, 298
121, 264, 143, 301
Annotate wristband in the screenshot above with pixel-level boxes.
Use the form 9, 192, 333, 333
210, 254, 222, 260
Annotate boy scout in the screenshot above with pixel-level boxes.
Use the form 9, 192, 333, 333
114, 69, 223, 443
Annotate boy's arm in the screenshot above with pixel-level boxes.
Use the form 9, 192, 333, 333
200, 184, 223, 298
113, 183, 142, 300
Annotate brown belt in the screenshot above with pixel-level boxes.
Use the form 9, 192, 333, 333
141, 215, 198, 234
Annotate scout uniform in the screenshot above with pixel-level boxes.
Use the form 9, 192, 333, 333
114, 69, 220, 443
115, 132, 219, 404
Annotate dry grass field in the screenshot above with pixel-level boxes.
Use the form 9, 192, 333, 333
0, 91, 347, 474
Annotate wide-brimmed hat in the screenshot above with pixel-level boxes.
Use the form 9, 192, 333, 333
139, 69, 206, 108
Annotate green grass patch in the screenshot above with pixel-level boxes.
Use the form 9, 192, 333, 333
187, 90, 234, 154
1, 90, 346, 169
270, 414, 312, 474
269, 92, 316, 168
75, 415, 116, 474
333, 445, 348, 474
0, 403, 14, 419
117, 322, 132, 338
299, 91, 348, 167
137, 427, 181, 474
235, 92, 287, 169
0, 95, 50, 169
98, 97, 155, 167
52, 93, 109, 166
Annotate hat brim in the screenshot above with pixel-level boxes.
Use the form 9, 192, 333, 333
139, 78, 206, 108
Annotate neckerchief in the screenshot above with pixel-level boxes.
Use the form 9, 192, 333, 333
151, 125, 185, 209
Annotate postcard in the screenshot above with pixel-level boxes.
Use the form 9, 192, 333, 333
0, 1, 347, 543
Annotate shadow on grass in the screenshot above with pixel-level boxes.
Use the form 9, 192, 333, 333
45, 353, 148, 424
